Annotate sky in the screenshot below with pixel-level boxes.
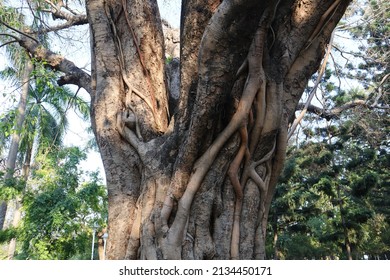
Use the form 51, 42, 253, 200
158, 0, 181, 27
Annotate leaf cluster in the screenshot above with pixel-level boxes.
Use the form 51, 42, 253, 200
14, 146, 107, 260
271, 62, 389, 260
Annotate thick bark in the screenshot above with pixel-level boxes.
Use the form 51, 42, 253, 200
86, 0, 169, 259
88, 0, 351, 260
9, 0, 352, 259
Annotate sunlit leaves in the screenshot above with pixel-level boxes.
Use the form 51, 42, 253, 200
0, 176, 24, 201
270, 106, 389, 259
18, 147, 107, 260
0, 227, 17, 243
0, 4, 24, 31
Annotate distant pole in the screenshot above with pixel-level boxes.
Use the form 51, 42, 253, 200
102, 233, 108, 260
91, 223, 98, 260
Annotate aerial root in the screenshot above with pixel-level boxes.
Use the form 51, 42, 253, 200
249, 141, 276, 217
160, 195, 173, 227
229, 128, 277, 259
228, 125, 250, 201
160, 9, 277, 258
226, 10, 275, 259
253, 141, 277, 260
236, 58, 248, 78
229, 125, 249, 260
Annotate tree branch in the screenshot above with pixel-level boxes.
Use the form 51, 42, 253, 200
0, 39, 18, 49
0, 20, 38, 43
36, 16, 88, 34
288, 31, 334, 139
296, 99, 389, 120
17, 36, 91, 93
44, 0, 87, 23
295, 71, 390, 120
24, 0, 88, 34
1, 16, 90, 91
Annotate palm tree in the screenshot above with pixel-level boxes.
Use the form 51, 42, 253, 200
3, 64, 90, 258
0, 58, 32, 231
1, 4, 89, 256
0, 0, 33, 231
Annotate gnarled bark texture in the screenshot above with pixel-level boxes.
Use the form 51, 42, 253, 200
16, 0, 351, 259
86, 0, 351, 260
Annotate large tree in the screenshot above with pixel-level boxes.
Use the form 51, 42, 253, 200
1, 0, 352, 259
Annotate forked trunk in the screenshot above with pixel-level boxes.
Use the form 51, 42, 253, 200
85, 0, 351, 259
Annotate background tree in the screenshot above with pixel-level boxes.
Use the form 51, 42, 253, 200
0, 1, 90, 257
268, 0, 389, 260
2, 65, 90, 258
1, 0, 355, 259
270, 110, 389, 259
7, 146, 107, 260
0, 1, 38, 230
0, 54, 32, 231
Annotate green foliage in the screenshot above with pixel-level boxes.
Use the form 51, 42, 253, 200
314, 177, 334, 197
273, 134, 389, 259
342, 0, 389, 95
0, 227, 17, 243
0, 175, 25, 201
0, 4, 24, 30
351, 171, 379, 197
1, 60, 91, 165
165, 55, 173, 64
280, 234, 320, 260
271, 122, 389, 259
7, 147, 107, 260
271, 57, 389, 260
315, 150, 333, 165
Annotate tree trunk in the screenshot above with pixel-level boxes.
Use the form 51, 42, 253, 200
1, 0, 349, 259
0, 202, 6, 231
272, 213, 279, 260
83, 0, 351, 260
6, 200, 21, 259
0, 60, 32, 230
337, 184, 353, 260
7, 141, 32, 259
